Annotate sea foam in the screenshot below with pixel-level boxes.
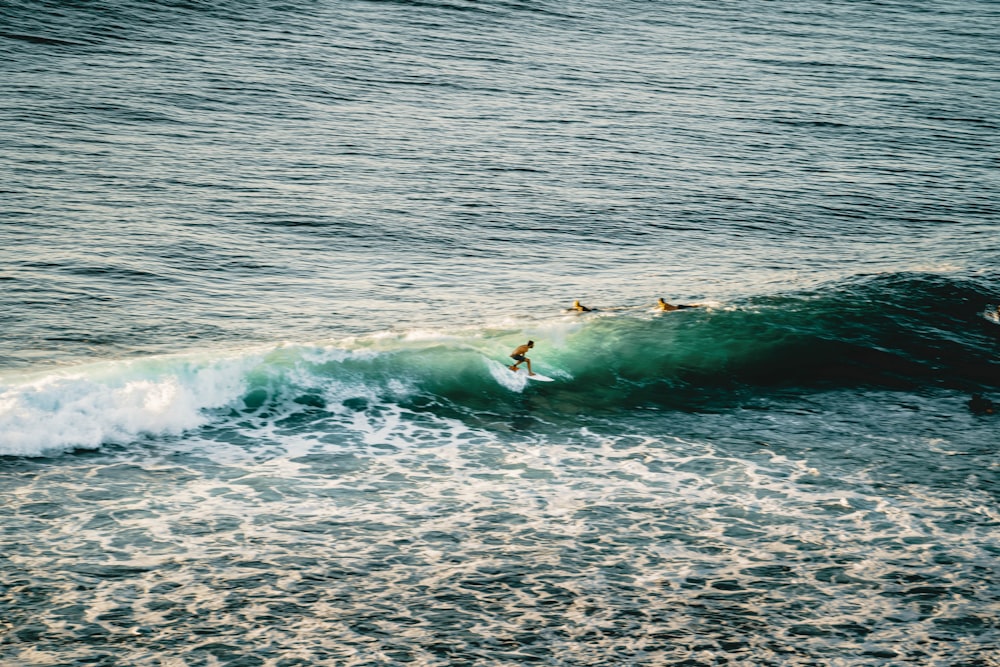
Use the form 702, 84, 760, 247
0, 352, 257, 456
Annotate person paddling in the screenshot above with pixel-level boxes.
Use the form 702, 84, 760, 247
509, 340, 535, 375
658, 297, 700, 311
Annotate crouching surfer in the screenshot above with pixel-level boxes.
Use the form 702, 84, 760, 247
509, 340, 535, 376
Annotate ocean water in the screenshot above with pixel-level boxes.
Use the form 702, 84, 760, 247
2, 0, 999, 665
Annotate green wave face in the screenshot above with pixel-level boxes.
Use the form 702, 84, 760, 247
244, 272, 1000, 423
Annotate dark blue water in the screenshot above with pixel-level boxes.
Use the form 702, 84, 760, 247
2, 1, 998, 664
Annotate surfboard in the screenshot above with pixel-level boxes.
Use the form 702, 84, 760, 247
510, 368, 554, 382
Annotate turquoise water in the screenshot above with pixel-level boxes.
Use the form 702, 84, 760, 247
2, 0, 998, 664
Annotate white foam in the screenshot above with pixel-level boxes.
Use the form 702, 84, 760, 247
487, 358, 528, 392
0, 352, 258, 456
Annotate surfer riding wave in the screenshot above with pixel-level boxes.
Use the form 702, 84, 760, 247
508, 340, 535, 376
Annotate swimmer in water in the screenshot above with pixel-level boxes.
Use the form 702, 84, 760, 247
658, 297, 700, 311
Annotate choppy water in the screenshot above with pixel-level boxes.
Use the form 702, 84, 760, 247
2, 0, 999, 665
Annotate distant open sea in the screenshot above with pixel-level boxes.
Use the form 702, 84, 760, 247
2, 1, 998, 665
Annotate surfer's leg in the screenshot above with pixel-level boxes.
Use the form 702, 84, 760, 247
510, 354, 525, 371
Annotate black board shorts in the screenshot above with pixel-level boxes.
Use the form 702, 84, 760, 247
511, 354, 526, 362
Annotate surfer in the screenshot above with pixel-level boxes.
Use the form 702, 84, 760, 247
509, 340, 535, 375
658, 297, 700, 311
569, 300, 592, 312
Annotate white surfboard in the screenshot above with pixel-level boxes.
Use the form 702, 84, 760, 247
487, 359, 556, 390
511, 368, 554, 382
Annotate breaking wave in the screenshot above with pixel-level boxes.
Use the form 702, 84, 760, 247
2, 273, 997, 456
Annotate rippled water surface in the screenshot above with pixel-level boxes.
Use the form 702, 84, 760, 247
2, 0, 998, 664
